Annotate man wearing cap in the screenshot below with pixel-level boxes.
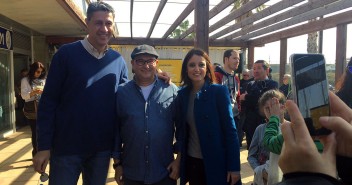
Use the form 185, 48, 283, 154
113, 44, 181, 185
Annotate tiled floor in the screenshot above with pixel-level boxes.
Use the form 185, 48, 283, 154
0, 126, 254, 185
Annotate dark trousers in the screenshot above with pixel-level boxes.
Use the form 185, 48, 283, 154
235, 116, 244, 147
28, 119, 37, 157
186, 156, 207, 185
124, 176, 176, 185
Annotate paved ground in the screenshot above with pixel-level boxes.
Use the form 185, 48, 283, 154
0, 126, 254, 185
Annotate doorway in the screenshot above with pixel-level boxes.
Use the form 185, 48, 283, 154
0, 50, 11, 132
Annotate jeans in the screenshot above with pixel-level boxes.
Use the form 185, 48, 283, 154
49, 150, 110, 185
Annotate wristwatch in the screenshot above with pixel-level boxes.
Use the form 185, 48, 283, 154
113, 161, 122, 169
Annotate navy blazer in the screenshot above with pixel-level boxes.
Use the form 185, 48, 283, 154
177, 81, 241, 185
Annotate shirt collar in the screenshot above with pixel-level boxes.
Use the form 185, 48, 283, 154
81, 36, 109, 59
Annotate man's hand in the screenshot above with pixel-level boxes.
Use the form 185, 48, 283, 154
33, 150, 50, 173
167, 154, 180, 180
114, 166, 124, 185
319, 92, 352, 157
156, 69, 171, 84
227, 172, 240, 185
278, 100, 337, 178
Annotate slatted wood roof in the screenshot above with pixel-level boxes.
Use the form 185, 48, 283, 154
108, 0, 352, 48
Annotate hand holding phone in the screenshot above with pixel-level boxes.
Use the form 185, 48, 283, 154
290, 53, 331, 136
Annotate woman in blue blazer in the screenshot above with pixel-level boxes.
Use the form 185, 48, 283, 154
178, 48, 241, 185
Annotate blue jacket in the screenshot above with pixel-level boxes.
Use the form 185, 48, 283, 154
113, 78, 179, 184
177, 82, 241, 185
37, 41, 128, 155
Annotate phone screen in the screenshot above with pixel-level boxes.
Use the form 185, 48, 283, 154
290, 54, 331, 136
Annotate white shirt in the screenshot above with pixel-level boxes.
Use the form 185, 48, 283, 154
140, 83, 154, 101
81, 37, 108, 59
21, 77, 45, 102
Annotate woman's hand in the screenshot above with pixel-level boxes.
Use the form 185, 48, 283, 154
227, 172, 240, 185
30, 89, 43, 97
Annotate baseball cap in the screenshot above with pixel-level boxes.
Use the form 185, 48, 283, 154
131, 44, 159, 59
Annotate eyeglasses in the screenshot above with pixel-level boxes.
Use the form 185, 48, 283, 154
37, 172, 49, 185
134, 59, 156, 66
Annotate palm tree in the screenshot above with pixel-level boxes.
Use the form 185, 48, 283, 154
307, 0, 318, 53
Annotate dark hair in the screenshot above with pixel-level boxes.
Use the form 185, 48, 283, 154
223, 49, 239, 64
28, 62, 46, 85
181, 48, 216, 87
87, 1, 115, 21
335, 57, 352, 107
254, 60, 270, 70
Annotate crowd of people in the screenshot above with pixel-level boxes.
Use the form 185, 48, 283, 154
11, 1, 351, 185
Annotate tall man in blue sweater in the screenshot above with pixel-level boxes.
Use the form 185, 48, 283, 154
33, 2, 129, 185
113, 45, 180, 185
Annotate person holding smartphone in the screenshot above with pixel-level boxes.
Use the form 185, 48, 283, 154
21, 62, 46, 157
335, 57, 352, 108
277, 92, 352, 185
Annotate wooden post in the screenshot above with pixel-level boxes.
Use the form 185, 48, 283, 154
194, 0, 209, 53
280, 38, 287, 86
248, 45, 255, 69
335, 24, 347, 84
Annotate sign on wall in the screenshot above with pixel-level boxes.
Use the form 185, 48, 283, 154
157, 59, 182, 86
0, 26, 13, 50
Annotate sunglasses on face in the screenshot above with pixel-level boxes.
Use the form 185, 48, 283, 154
134, 59, 156, 66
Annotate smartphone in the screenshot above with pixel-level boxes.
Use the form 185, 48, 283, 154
290, 53, 331, 136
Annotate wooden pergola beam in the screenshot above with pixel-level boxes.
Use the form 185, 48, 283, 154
249, 10, 352, 46
279, 38, 287, 86
179, 0, 234, 39
208, 0, 269, 33
195, 0, 209, 53
335, 24, 347, 83
237, 0, 352, 42
130, 0, 134, 38
109, 37, 247, 47
224, 0, 337, 40
210, 0, 305, 39
162, 0, 195, 39
147, 0, 167, 38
